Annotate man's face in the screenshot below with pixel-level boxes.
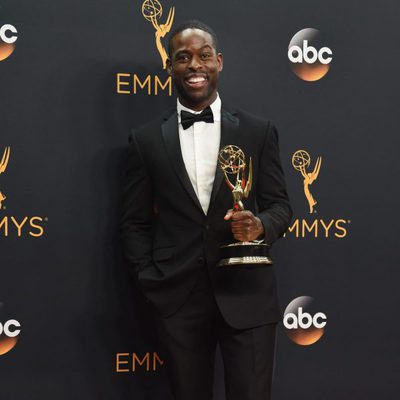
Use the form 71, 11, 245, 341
167, 28, 223, 110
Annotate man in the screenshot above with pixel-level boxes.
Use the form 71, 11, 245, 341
120, 20, 292, 400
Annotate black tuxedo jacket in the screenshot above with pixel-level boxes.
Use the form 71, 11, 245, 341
120, 106, 292, 329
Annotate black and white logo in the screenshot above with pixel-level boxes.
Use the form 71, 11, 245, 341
283, 296, 327, 345
288, 28, 332, 81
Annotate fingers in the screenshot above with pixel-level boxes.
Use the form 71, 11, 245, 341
232, 229, 252, 242
231, 224, 252, 233
224, 210, 263, 242
231, 212, 255, 232
231, 210, 254, 221
224, 209, 234, 220
234, 234, 249, 242
231, 218, 253, 228
224, 210, 253, 223
231, 216, 256, 242
232, 224, 253, 241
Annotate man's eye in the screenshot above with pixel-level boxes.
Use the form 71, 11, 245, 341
176, 54, 189, 62
201, 53, 211, 59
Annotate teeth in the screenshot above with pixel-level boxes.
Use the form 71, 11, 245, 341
187, 76, 206, 83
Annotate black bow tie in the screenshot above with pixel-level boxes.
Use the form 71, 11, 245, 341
180, 106, 214, 130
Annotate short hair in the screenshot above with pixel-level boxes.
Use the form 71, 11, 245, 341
168, 20, 218, 56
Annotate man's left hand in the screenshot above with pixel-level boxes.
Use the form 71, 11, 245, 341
224, 210, 264, 242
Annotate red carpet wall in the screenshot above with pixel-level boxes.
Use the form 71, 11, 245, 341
1, 0, 399, 399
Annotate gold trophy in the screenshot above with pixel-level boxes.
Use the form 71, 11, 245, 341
218, 145, 272, 267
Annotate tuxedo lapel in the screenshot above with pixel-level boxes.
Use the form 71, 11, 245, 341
161, 111, 204, 213
208, 107, 240, 211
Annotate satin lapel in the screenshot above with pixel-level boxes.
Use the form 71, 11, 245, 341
208, 108, 240, 210
161, 111, 204, 213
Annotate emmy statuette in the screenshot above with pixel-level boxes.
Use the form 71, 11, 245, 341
218, 145, 272, 267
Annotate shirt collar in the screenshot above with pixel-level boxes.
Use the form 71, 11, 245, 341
177, 93, 221, 123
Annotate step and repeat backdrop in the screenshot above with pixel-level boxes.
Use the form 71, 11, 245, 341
1, 0, 399, 399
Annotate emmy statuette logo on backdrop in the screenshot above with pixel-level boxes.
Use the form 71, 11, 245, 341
0, 146, 48, 237
0, 146, 10, 209
0, 23, 18, 62
292, 149, 322, 214
285, 149, 350, 239
141, 0, 175, 70
116, 1, 175, 96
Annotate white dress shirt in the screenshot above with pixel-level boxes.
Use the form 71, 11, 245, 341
177, 94, 221, 215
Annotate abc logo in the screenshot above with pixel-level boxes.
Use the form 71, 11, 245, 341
284, 307, 327, 329
0, 302, 21, 356
0, 23, 18, 62
0, 320, 21, 337
288, 40, 332, 65
0, 319, 21, 356
288, 28, 332, 81
283, 296, 327, 346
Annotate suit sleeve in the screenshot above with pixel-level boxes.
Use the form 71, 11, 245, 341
120, 129, 154, 275
256, 122, 293, 244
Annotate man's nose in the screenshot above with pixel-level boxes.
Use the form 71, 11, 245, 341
188, 55, 202, 70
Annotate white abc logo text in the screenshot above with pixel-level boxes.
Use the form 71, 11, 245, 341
288, 40, 332, 65
284, 307, 327, 329
0, 320, 21, 337
0, 24, 18, 44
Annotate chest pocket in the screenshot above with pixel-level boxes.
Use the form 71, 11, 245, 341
152, 246, 175, 261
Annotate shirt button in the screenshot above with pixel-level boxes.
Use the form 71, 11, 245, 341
198, 257, 204, 264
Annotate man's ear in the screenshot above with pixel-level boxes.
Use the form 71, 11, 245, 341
166, 58, 172, 75
217, 53, 223, 72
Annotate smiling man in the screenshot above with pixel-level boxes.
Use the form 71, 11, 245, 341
167, 25, 222, 111
120, 20, 292, 400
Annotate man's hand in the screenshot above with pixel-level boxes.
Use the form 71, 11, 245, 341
224, 209, 264, 242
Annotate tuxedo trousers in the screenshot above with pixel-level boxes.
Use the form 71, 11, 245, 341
154, 267, 277, 400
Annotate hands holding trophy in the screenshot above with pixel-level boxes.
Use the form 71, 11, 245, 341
218, 145, 272, 267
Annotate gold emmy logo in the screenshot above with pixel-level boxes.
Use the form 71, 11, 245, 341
141, 0, 175, 69
116, 352, 164, 372
292, 150, 322, 214
0, 146, 47, 238
0, 146, 11, 210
